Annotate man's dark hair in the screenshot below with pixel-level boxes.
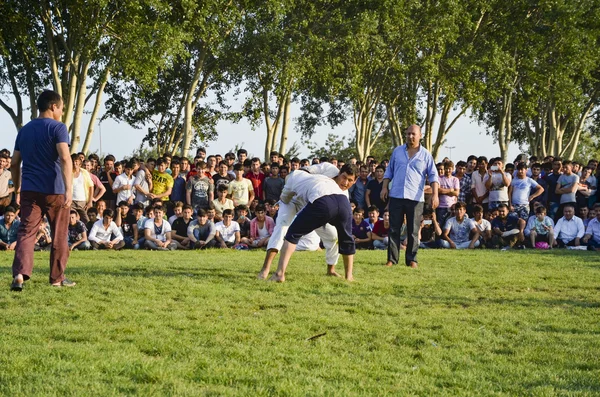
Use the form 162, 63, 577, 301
497, 203, 509, 210
477, 156, 488, 164
70, 209, 78, 215
182, 204, 193, 212
367, 205, 379, 213
467, 155, 477, 162
155, 157, 166, 166
233, 163, 244, 171
473, 204, 484, 213
102, 209, 115, 218
516, 163, 527, 171
170, 159, 180, 166
37, 90, 62, 112
237, 149, 247, 156
235, 204, 248, 212
218, 160, 228, 167
339, 164, 357, 177
280, 165, 289, 172
270, 150, 279, 157
423, 207, 434, 216
118, 201, 129, 207
197, 209, 207, 217
146, 157, 156, 164
225, 152, 236, 160
531, 162, 542, 169
255, 204, 266, 213
291, 157, 300, 164
319, 156, 330, 163
223, 208, 234, 217
4, 206, 16, 214
243, 159, 252, 167
103, 154, 116, 163
196, 147, 206, 155
162, 153, 172, 160
455, 201, 467, 210
535, 205, 547, 214
375, 164, 386, 172
265, 198, 277, 206
456, 160, 467, 168
563, 160, 572, 166
132, 203, 144, 210
270, 162, 279, 169
353, 207, 365, 215
217, 184, 228, 192
251, 157, 261, 163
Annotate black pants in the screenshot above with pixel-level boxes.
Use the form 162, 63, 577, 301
388, 198, 423, 265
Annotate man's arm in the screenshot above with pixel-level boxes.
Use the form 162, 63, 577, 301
469, 227, 480, 249
154, 187, 172, 200
430, 182, 439, 209
56, 142, 73, 207
247, 182, 255, 204
442, 227, 456, 248
529, 184, 544, 202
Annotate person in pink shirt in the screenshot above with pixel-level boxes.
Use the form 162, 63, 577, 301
242, 204, 275, 248
437, 160, 459, 224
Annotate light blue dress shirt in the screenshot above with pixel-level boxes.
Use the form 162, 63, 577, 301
383, 144, 439, 202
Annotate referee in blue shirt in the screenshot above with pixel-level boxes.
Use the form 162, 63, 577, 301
381, 125, 439, 268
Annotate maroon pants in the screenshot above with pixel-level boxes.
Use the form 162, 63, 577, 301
12, 191, 70, 284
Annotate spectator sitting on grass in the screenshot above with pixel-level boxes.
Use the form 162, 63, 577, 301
525, 205, 555, 248
168, 201, 183, 225
265, 199, 279, 222
441, 201, 480, 249
490, 203, 525, 249
552, 203, 584, 248
366, 205, 381, 230
88, 209, 125, 250
419, 207, 442, 249
372, 209, 391, 250
351, 207, 372, 249
214, 208, 240, 248
582, 203, 600, 250
33, 217, 52, 252
144, 205, 176, 250
171, 204, 193, 249
242, 204, 274, 248
471, 204, 492, 247
235, 205, 251, 239
68, 210, 91, 251
0, 206, 19, 251
86, 208, 98, 232
187, 209, 217, 249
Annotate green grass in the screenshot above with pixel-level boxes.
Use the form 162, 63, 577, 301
1, 249, 599, 396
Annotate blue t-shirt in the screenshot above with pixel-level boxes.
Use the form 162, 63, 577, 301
491, 214, 520, 232
511, 177, 539, 205
14, 118, 70, 194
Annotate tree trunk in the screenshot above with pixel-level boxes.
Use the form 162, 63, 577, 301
278, 91, 292, 156
70, 60, 90, 153
181, 47, 208, 158
82, 67, 110, 154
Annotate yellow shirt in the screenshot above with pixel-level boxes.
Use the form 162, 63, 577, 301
151, 170, 174, 201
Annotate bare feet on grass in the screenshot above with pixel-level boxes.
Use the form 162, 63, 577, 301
326, 271, 342, 278
385, 261, 394, 267
268, 272, 285, 283
345, 275, 354, 282
257, 268, 270, 280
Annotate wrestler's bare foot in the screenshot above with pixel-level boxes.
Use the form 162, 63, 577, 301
326, 271, 342, 278
269, 272, 285, 282
345, 275, 354, 282
257, 268, 270, 280
385, 261, 394, 267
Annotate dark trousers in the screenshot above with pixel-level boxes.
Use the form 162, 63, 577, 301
90, 240, 125, 250
285, 195, 355, 255
12, 191, 70, 284
388, 198, 423, 265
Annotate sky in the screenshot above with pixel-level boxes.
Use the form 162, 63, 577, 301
0, 92, 523, 163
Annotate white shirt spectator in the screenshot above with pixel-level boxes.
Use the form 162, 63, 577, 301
72, 172, 86, 201
89, 220, 123, 243
215, 221, 240, 243
144, 219, 172, 242
113, 173, 135, 204
488, 172, 511, 202
554, 215, 585, 243
473, 218, 491, 235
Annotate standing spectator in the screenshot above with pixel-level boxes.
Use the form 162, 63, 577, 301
455, 161, 471, 209
150, 158, 174, 204
245, 157, 265, 201
544, 158, 563, 219
440, 201, 480, 249
10, 90, 74, 291
99, 154, 117, 210
67, 210, 91, 250
83, 159, 106, 204
263, 163, 285, 202
553, 204, 585, 248
366, 165, 388, 215
186, 161, 214, 211
112, 160, 136, 206
555, 160, 579, 220
0, 206, 20, 250
576, 166, 596, 210
465, 155, 478, 176
530, 163, 548, 210
214, 208, 241, 248
371, 209, 391, 250
213, 160, 234, 190
169, 159, 187, 204
437, 160, 459, 223
71, 154, 94, 222
187, 209, 217, 249
88, 209, 125, 250
236, 149, 248, 165
485, 158, 511, 211
381, 125, 439, 268
0, 153, 14, 210
228, 163, 254, 207
349, 165, 369, 210
144, 205, 176, 250
509, 163, 544, 220
133, 158, 155, 207
471, 156, 489, 213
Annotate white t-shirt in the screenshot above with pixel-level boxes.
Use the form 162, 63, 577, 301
228, 179, 253, 205
72, 172, 86, 201
144, 219, 172, 242
444, 216, 475, 243
113, 173, 135, 204
488, 172, 511, 202
89, 220, 123, 243
473, 218, 491, 234
215, 221, 240, 243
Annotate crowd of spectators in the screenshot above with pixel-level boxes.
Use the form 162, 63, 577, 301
1, 146, 600, 253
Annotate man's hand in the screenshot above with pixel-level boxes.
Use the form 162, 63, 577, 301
431, 195, 439, 210
518, 232, 525, 242
220, 242, 227, 249
449, 241, 457, 249
64, 191, 73, 208
8, 242, 17, 250
575, 237, 580, 247
85, 201, 92, 210
380, 186, 389, 202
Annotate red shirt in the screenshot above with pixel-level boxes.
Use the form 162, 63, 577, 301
245, 171, 265, 200
372, 220, 389, 238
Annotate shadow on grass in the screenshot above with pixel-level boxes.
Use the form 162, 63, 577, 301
64, 265, 254, 281
412, 294, 600, 310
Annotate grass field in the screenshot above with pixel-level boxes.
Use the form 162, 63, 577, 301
1, 248, 599, 396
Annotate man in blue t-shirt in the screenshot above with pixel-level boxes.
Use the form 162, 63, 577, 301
491, 203, 526, 249
10, 90, 75, 291
509, 163, 544, 220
